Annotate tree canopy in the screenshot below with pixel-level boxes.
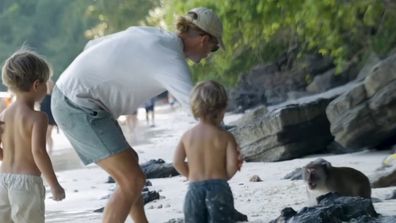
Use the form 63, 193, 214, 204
157, 0, 396, 84
1, 0, 395, 90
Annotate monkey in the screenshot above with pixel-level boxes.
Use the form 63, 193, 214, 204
303, 158, 371, 204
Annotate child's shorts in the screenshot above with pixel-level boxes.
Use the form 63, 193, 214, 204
0, 173, 46, 223
184, 179, 235, 223
51, 87, 130, 165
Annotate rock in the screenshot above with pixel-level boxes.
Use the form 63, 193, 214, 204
233, 209, 248, 222
145, 180, 152, 186
306, 68, 337, 93
325, 141, 355, 154
107, 159, 180, 183
355, 52, 380, 81
141, 159, 180, 178
229, 105, 268, 127
326, 53, 396, 150
231, 97, 336, 161
385, 190, 396, 200
249, 175, 263, 182
283, 168, 303, 180
229, 53, 334, 111
371, 167, 396, 188
269, 207, 297, 223
143, 190, 160, 204
93, 207, 104, 213
165, 218, 184, 223
270, 193, 395, 223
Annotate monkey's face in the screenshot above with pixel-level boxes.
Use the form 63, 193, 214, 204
303, 166, 326, 190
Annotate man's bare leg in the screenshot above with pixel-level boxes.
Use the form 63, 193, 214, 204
97, 149, 148, 223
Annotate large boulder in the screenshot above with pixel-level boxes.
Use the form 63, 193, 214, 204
231, 96, 336, 162
326, 53, 396, 149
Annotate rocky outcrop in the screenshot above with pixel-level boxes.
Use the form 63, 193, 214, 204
228, 54, 335, 111
230, 51, 396, 161
231, 97, 336, 162
326, 53, 396, 150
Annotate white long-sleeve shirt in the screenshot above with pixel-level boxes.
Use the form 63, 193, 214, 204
56, 26, 193, 118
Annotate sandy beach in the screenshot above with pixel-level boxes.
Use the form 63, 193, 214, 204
44, 105, 396, 223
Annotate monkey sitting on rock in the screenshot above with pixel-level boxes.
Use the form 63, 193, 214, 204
303, 158, 371, 204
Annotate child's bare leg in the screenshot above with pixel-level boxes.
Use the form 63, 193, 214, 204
97, 149, 148, 223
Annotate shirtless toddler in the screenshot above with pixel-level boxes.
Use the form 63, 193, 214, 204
173, 80, 241, 223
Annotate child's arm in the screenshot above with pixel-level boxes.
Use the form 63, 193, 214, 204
0, 121, 4, 160
31, 113, 65, 201
0, 110, 5, 160
226, 133, 241, 180
173, 137, 189, 178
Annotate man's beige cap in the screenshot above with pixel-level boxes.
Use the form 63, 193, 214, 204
185, 7, 225, 50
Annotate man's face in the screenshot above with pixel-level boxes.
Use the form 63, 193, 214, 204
189, 34, 219, 63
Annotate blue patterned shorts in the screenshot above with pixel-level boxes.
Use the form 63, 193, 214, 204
184, 179, 235, 223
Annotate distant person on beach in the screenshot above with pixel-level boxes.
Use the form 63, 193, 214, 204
51, 7, 224, 223
144, 98, 155, 127
40, 78, 57, 154
125, 110, 138, 134
0, 49, 65, 223
173, 80, 242, 223
168, 93, 180, 110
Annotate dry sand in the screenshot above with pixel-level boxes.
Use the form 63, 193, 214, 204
42, 105, 396, 222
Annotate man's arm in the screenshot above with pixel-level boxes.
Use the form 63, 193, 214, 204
160, 64, 193, 112
173, 137, 189, 178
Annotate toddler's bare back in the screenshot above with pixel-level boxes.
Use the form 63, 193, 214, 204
1, 103, 42, 176
183, 123, 235, 182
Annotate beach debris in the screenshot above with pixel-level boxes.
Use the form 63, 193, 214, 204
283, 167, 303, 180
385, 190, 396, 200
106, 159, 179, 183
141, 159, 180, 178
143, 190, 160, 204
249, 175, 262, 182
165, 218, 184, 223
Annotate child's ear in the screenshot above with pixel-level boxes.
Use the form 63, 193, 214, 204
32, 80, 41, 91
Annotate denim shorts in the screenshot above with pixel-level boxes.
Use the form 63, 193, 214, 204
51, 87, 130, 165
184, 179, 235, 223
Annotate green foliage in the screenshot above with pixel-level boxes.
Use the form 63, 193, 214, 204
153, 0, 396, 85
84, 0, 160, 39
0, 0, 158, 91
1, 0, 395, 90
0, 0, 96, 91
